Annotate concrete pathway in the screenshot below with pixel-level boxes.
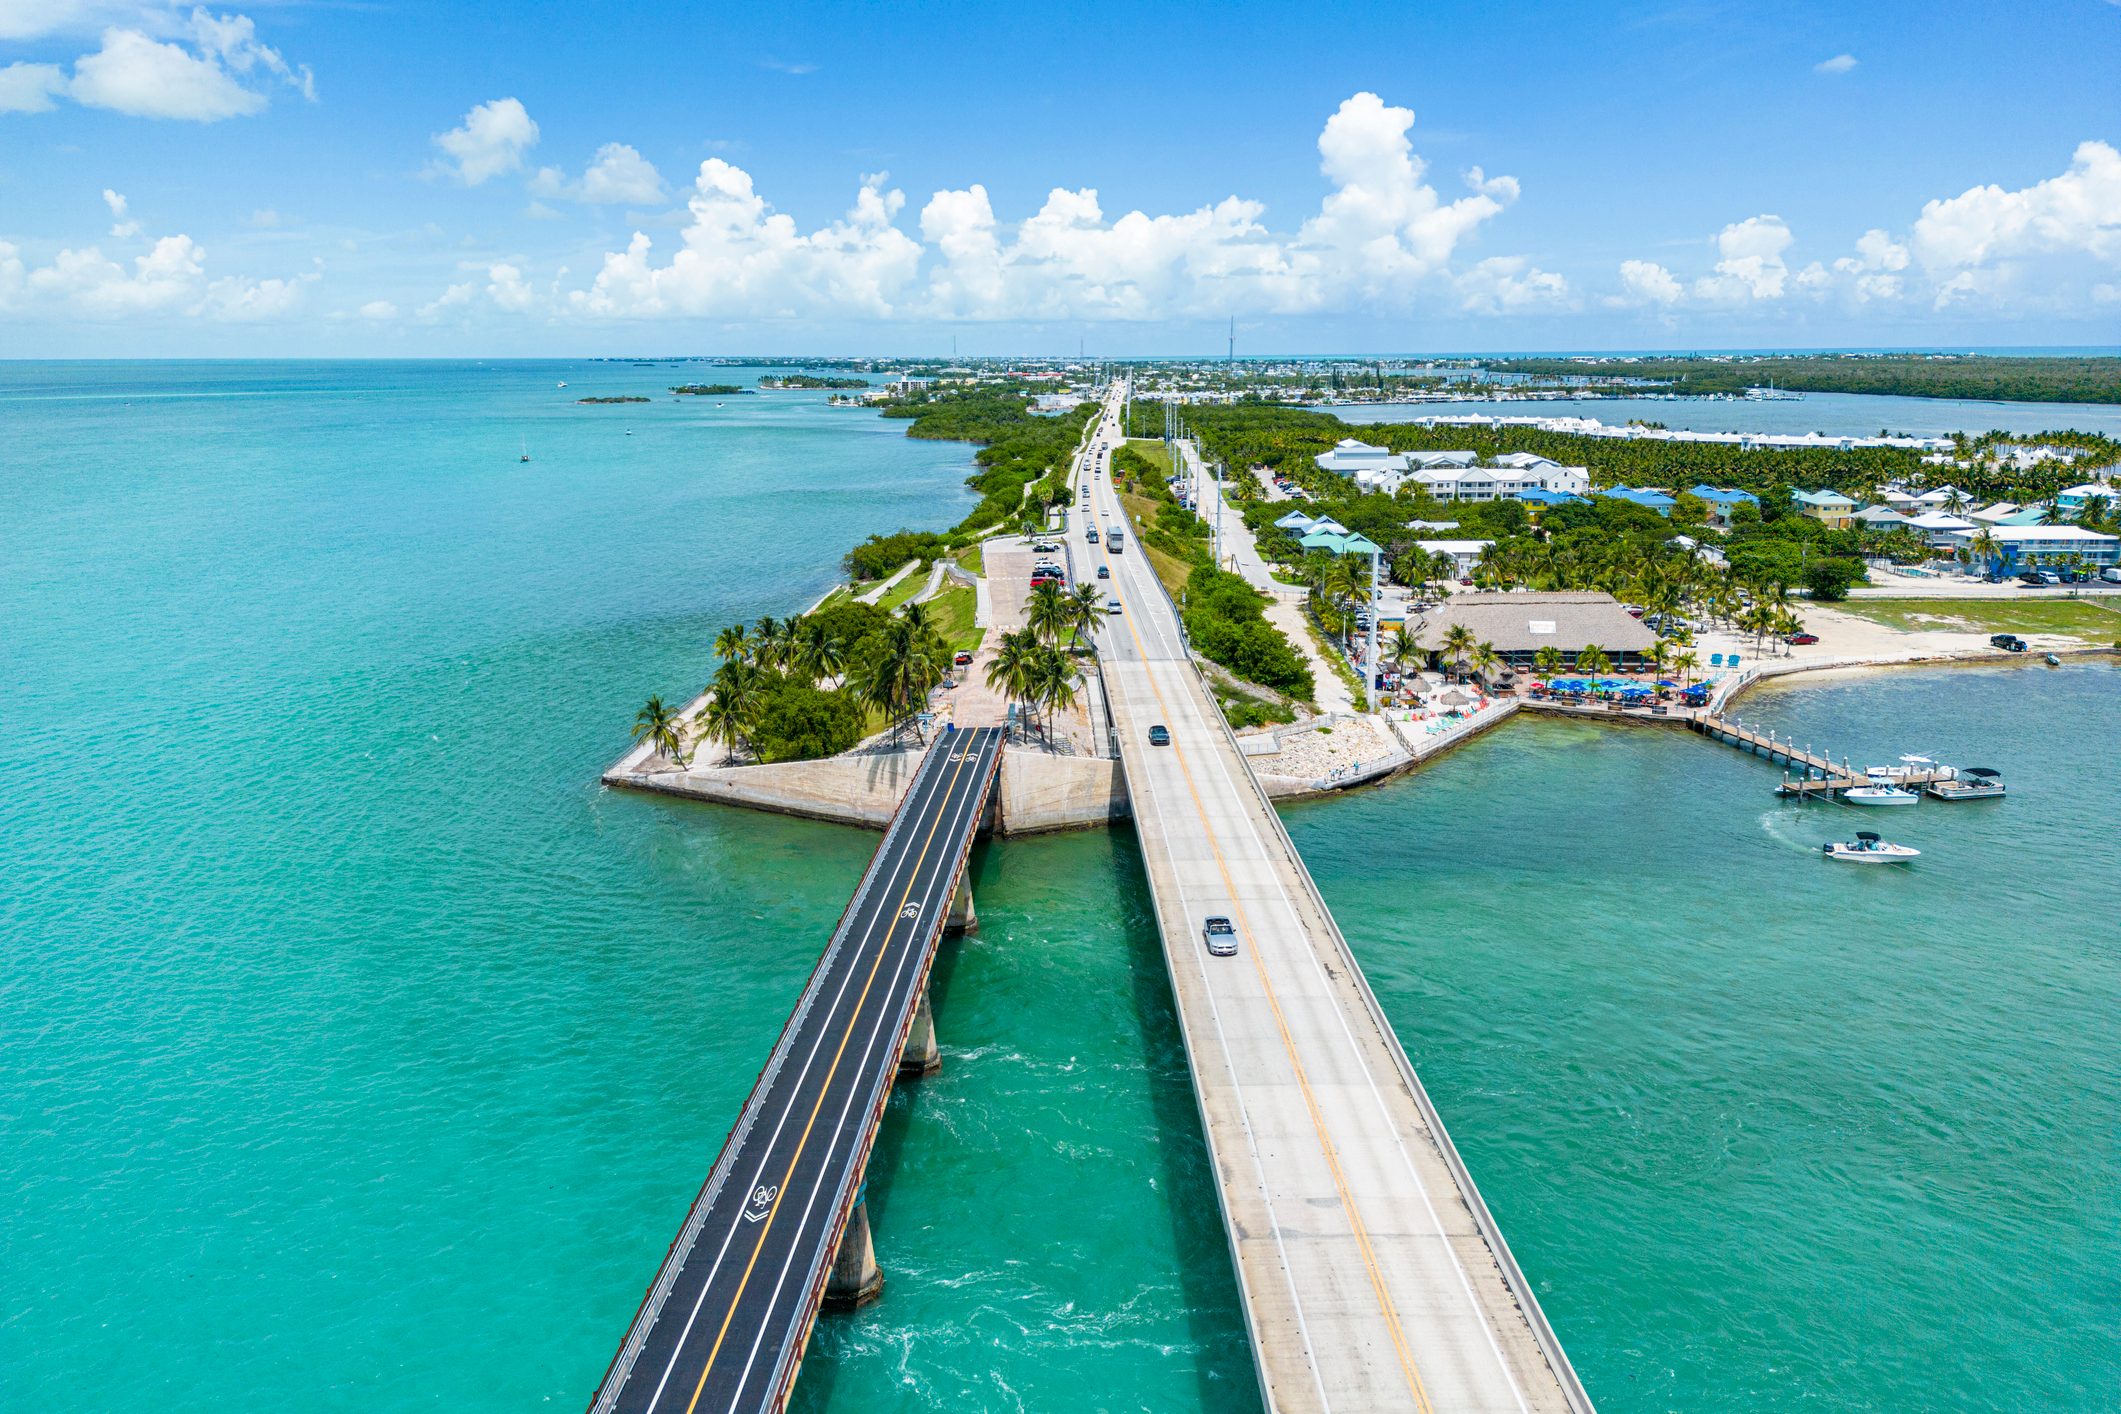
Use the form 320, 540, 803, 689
908, 558, 949, 606
1184, 440, 1356, 715
855, 558, 917, 605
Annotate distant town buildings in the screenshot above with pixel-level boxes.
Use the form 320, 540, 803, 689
1312, 438, 1589, 502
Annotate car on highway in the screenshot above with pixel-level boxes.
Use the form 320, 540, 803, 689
1106, 598, 1124, 614
1096, 564, 1110, 579
1202, 916, 1238, 957
1087, 528, 1099, 544
1147, 724, 1170, 746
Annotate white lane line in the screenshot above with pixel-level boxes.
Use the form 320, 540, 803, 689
727, 735, 991, 1404
1119, 664, 1333, 1414
638, 745, 961, 1413
1159, 592, 1530, 1407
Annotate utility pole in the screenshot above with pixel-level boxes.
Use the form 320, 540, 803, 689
1366, 548, 1381, 712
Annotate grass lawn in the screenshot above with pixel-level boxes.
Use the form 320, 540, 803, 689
925, 583, 983, 653
954, 541, 985, 576
875, 565, 931, 614
1834, 597, 2121, 638
1125, 438, 1174, 477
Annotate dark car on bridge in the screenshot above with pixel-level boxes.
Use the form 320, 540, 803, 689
1148, 724, 1170, 746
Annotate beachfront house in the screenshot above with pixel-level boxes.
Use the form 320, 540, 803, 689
1905, 510, 1979, 548
1415, 539, 1494, 578
2056, 483, 2121, 516
1515, 487, 1587, 507
1409, 591, 1659, 672
1599, 485, 1677, 516
1794, 489, 1857, 528
1686, 485, 1759, 527
1274, 510, 1319, 533
1852, 504, 1911, 530
1313, 438, 1589, 503
1946, 524, 2120, 573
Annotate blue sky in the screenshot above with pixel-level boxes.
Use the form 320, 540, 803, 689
2, 0, 2117, 355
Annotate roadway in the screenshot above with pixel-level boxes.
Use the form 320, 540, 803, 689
1075, 389, 1587, 1413
589, 726, 1003, 1414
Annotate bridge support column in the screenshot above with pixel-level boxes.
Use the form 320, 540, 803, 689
899, 987, 940, 1077
825, 1186, 883, 1309
945, 877, 976, 935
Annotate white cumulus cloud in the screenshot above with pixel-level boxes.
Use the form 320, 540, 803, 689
571, 160, 923, 319
568, 92, 1525, 324
10, 10, 314, 121
1692, 215, 1795, 301
0, 60, 67, 111
1814, 54, 1858, 75
431, 97, 540, 185
1910, 139, 2121, 274
0, 193, 309, 319
1616, 258, 1684, 306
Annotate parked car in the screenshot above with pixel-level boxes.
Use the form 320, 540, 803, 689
1147, 724, 1170, 746
1991, 633, 2028, 652
1032, 540, 1058, 553
1201, 915, 1238, 957
953, 650, 974, 666
1786, 632, 1820, 645
2102, 566, 2121, 583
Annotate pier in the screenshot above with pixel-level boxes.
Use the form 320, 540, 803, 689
1690, 712, 1952, 797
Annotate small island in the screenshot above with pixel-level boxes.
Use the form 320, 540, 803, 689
577, 395, 650, 404
670, 384, 751, 396
760, 374, 870, 390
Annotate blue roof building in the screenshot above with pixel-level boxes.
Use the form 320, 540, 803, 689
1515, 487, 1586, 506
1600, 485, 1677, 515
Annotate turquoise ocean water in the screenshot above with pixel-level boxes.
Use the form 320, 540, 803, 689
3, 363, 2115, 1412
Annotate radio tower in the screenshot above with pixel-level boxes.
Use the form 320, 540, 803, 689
1227, 315, 1235, 363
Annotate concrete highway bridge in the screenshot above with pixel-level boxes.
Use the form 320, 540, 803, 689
589, 386, 1592, 1413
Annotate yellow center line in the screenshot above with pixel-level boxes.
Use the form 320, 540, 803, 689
680, 738, 981, 1414
1104, 507, 1437, 1414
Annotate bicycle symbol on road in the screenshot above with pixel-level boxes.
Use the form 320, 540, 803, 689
898, 903, 922, 921
742, 1185, 778, 1222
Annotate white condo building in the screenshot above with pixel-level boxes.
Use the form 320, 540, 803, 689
1314, 438, 1589, 502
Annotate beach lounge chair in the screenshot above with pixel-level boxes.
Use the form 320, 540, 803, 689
1709, 653, 1724, 668
1729, 654, 1741, 667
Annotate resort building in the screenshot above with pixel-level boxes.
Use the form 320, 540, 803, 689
1599, 485, 1677, 516
1410, 591, 1659, 671
1851, 504, 1911, 530
1904, 510, 1980, 547
2056, 483, 2121, 515
1415, 539, 1494, 577
1945, 524, 2120, 572
1686, 485, 1759, 527
1314, 438, 1589, 502
1794, 489, 1857, 527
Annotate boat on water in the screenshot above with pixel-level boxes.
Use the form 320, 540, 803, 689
1926, 766, 2007, 801
519, 436, 531, 464
1824, 832, 1920, 863
1844, 784, 1920, 806
557, 381, 567, 389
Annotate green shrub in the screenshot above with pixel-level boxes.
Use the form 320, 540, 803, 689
751, 681, 866, 762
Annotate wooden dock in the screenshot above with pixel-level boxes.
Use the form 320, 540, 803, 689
1690, 713, 1953, 797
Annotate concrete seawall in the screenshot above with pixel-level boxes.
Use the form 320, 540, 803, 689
605, 742, 1130, 835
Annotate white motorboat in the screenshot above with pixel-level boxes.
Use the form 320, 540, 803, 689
1824, 832, 1920, 863
1843, 784, 1919, 806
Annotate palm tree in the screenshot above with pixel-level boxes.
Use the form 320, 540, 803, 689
1065, 583, 1104, 648
1966, 526, 2002, 576
1385, 625, 1421, 677
985, 629, 1041, 735
852, 619, 943, 741
1468, 639, 1501, 686
1672, 648, 1700, 686
1440, 623, 1476, 681
631, 695, 689, 769
1646, 638, 1672, 678
1575, 643, 1613, 679
791, 617, 843, 687
707, 658, 766, 760
1026, 580, 1071, 645
1029, 645, 1079, 744
713, 623, 750, 663
1532, 645, 1564, 679
899, 599, 935, 637
751, 615, 781, 667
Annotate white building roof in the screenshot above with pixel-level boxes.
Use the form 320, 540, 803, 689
1948, 524, 2118, 544
1416, 539, 1494, 555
